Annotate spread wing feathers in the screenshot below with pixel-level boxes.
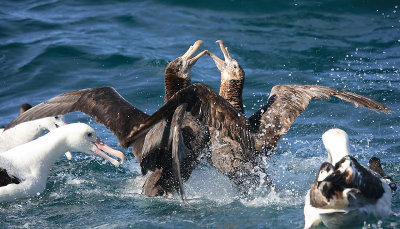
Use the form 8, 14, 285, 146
5, 87, 149, 148
127, 83, 255, 152
169, 103, 189, 201
135, 119, 168, 163
324, 156, 385, 200
249, 85, 392, 149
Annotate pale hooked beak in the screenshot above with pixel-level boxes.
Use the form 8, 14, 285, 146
216, 40, 232, 60
181, 40, 207, 65
207, 40, 233, 72
207, 50, 225, 72
93, 137, 125, 167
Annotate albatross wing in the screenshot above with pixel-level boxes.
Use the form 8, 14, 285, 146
248, 85, 392, 151
5, 87, 149, 148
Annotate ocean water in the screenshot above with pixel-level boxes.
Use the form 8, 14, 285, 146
0, 0, 399, 228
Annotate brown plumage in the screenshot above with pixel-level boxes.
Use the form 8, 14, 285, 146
141, 40, 209, 198
207, 41, 392, 153
208, 40, 245, 114
6, 87, 148, 148
127, 82, 391, 192
369, 156, 397, 191
19, 103, 32, 115
309, 162, 336, 208
164, 40, 207, 102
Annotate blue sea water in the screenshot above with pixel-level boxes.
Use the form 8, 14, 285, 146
0, 0, 399, 228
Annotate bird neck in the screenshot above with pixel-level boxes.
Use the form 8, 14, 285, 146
327, 146, 350, 165
164, 70, 191, 103
4, 120, 47, 146
6, 129, 70, 174
219, 78, 244, 114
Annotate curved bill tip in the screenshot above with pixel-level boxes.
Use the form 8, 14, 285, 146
94, 138, 125, 167
110, 159, 121, 167
194, 40, 204, 45
65, 151, 72, 160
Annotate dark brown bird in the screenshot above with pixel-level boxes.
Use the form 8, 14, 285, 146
182, 41, 392, 192
125, 82, 392, 193
207, 40, 392, 153
141, 40, 210, 198
19, 103, 32, 115
369, 156, 397, 191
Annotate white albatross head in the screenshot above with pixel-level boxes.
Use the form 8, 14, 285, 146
64, 123, 125, 167
322, 128, 350, 165
37, 115, 67, 131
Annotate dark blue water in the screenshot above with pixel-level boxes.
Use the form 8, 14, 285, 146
0, 0, 399, 228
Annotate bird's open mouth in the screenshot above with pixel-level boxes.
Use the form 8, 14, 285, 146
94, 137, 125, 167
182, 40, 207, 66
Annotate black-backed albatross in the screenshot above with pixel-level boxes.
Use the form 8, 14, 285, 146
303, 128, 395, 229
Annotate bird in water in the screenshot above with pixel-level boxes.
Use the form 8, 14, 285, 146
5, 42, 392, 200
304, 128, 395, 229
0, 123, 124, 202
19, 103, 32, 115
1, 103, 73, 160
0, 103, 32, 129
0, 115, 67, 153
5, 41, 209, 200
369, 156, 397, 192
196, 40, 393, 192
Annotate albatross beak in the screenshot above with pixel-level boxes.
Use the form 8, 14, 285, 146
207, 51, 225, 72
188, 50, 208, 65
181, 40, 203, 59
181, 40, 207, 65
216, 40, 232, 60
207, 40, 235, 72
93, 137, 125, 167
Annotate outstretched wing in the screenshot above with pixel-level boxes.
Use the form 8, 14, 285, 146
126, 83, 255, 154
248, 85, 392, 151
6, 87, 149, 148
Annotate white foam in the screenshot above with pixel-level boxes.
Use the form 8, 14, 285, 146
184, 165, 237, 204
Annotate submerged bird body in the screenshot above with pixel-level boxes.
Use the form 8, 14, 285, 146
369, 156, 397, 191
304, 129, 394, 229
0, 123, 124, 202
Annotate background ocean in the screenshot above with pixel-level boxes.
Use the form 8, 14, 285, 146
0, 0, 399, 228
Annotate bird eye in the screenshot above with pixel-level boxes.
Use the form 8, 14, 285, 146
87, 133, 93, 138
55, 116, 59, 119
233, 65, 237, 69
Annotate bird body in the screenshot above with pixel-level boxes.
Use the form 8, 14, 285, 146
304, 129, 394, 229
0, 116, 66, 153
0, 123, 124, 202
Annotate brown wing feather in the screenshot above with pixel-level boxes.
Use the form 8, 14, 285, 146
126, 83, 255, 152
249, 85, 392, 151
5, 87, 149, 148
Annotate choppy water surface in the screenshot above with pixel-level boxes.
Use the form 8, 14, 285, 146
0, 0, 399, 228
